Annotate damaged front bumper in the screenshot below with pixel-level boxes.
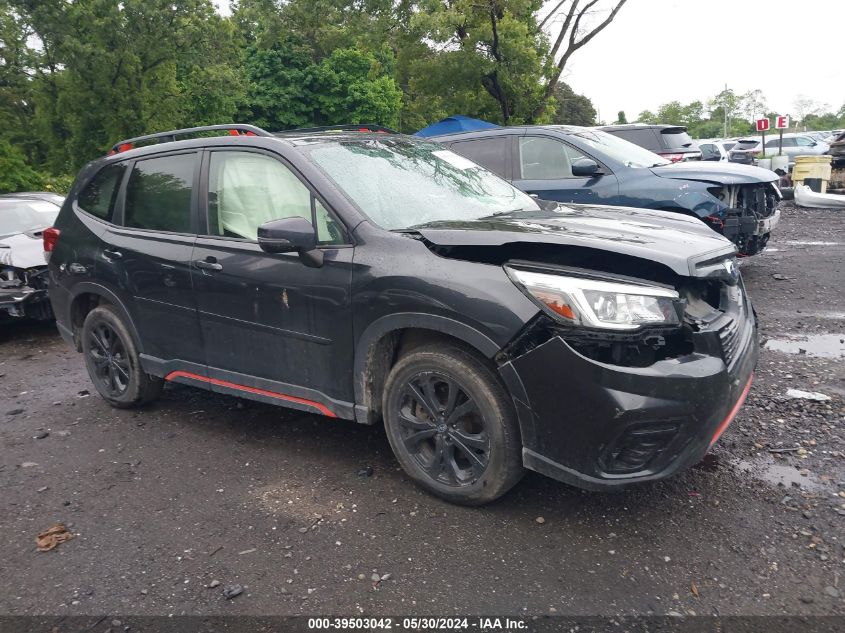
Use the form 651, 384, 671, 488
705, 183, 782, 256
499, 293, 758, 491
0, 268, 53, 320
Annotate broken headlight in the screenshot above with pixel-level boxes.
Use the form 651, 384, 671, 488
505, 266, 681, 331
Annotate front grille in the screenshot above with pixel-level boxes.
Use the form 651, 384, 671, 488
718, 317, 741, 366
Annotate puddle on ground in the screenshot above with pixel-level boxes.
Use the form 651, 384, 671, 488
735, 458, 826, 492
700, 453, 830, 492
764, 333, 845, 359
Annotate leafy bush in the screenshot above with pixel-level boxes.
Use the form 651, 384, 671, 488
0, 140, 43, 193
0, 140, 74, 194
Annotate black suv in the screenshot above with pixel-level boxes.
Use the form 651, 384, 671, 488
47, 124, 757, 505
600, 124, 702, 162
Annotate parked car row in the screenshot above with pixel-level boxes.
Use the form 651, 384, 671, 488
727, 133, 830, 169
429, 125, 780, 256
3, 119, 767, 504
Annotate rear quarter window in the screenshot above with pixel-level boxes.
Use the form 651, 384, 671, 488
77, 163, 127, 221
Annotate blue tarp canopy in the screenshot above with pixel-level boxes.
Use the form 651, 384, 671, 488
414, 115, 499, 137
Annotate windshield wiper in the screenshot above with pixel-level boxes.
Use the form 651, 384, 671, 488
476, 208, 528, 220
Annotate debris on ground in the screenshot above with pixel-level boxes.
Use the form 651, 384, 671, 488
795, 184, 845, 209
535, 516, 546, 524
785, 389, 831, 401
357, 466, 374, 478
36, 523, 74, 552
222, 584, 243, 600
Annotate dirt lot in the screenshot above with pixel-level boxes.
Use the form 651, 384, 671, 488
1, 202, 843, 619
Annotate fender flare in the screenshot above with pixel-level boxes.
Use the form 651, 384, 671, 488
353, 312, 500, 409
352, 313, 536, 449
68, 282, 143, 352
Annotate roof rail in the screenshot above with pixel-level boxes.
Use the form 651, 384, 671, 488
274, 124, 398, 135
108, 124, 272, 155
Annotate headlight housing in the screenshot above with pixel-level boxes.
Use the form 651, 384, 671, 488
505, 266, 682, 331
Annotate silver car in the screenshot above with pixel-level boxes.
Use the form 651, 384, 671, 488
762, 133, 830, 168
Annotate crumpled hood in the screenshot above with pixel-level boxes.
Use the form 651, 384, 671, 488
651, 161, 778, 185
414, 203, 737, 278
0, 231, 48, 269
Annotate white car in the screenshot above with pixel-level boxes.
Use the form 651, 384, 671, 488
0, 192, 64, 320
697, 139, 735, 162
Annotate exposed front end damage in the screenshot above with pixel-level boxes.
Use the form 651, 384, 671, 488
0, 265, 53, 320
703, 182, 782, 256
496, 260, 757, 490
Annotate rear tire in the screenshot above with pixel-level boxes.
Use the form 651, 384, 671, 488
382, 343, 523, 505
81, 305, 162, 408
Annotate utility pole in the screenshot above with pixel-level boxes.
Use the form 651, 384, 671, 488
723, 83, 728, 138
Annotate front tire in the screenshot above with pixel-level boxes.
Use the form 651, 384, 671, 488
81, 305, 162, 408
382, 343, 523, 505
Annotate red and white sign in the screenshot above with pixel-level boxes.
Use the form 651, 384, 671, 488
775, 115, 790, 129
756, 118, 770, 132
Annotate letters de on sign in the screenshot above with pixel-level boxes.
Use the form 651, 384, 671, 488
756, 118, 770, 132
775, 115, 789, 129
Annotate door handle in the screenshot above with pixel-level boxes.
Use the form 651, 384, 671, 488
102, 248, 123, 260
195, 258, 223, 272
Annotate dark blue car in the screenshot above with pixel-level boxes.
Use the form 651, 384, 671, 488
429, 125, 782, 256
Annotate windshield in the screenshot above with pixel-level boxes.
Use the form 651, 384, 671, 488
0, 199, 60, 238
307, 138, 540, 230
572, 129, 669, 168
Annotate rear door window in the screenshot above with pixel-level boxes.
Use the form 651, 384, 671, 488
448, 137, 510, 177
78, 163, 126, 221
124, 154, 196, 233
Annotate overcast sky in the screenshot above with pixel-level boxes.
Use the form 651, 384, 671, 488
560, 0, 844, 122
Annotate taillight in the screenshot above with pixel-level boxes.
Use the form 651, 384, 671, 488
660, 153, 685, 163
43, 227, 60, 260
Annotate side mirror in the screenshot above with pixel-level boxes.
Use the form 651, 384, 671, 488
258, 216, 323, 267
571, 158, 602, 177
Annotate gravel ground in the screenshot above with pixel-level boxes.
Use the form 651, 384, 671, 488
0, 202, 843, 618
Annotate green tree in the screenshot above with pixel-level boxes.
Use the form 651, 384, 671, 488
10, 0, 243, 172
637, 110, 658, 124
0, 139, 42, 192
615, 110, 627, 124
312, 47, 403, 127
409, 0, 551, 125
550, 83, 596, 126
238, 37, 319, 129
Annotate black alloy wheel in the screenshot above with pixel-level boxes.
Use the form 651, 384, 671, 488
87, 321, 131, 397
397, 371, 491, 486
81, 304, 163, 408
383, 343, 523, 505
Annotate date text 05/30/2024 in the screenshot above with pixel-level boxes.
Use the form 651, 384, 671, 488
308, 617, 528, 630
